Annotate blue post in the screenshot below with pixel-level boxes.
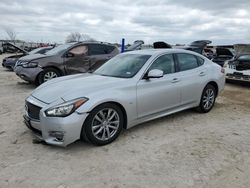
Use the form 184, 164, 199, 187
121, 38, 125, 53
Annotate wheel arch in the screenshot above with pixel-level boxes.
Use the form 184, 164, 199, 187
35, 66, 64, 84
85, 101, 128, 130
206, 81, 219, 97
41, 66, 64, 76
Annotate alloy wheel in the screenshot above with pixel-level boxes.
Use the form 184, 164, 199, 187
202, 88, 215, 110
91, 108, 120, 141
44, 71, 58, 81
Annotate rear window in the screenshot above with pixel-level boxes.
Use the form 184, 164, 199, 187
176, 53, 199, 71
105, 45, 115, 53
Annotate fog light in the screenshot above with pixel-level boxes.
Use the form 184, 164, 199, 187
49, 131, 64, 142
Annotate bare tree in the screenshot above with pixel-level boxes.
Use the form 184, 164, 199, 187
4, 27, 17, 43
65, 32, 96, 43
81, 34, 96, 42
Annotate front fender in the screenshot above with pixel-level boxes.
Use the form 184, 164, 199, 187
76, 89, 137, 127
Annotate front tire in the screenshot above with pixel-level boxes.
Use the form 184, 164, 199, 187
37, 68, 60, 85
197, 84, 216, 113
82, 103, 124, 145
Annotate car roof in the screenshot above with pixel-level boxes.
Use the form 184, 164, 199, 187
123, 49, 202, 56
37, 46, 54, 49
77, 41, 116, 46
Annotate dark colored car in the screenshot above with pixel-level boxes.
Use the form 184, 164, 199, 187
14, 41, 119, 85
2, 44, 53, 70
212, 48, 234, 67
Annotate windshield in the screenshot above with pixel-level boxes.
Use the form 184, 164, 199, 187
238, 55, 250, 61
94, 54, 151, 78
45, 43, 73, 55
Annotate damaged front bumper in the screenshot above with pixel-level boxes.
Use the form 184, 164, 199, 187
24, 96, 89, 147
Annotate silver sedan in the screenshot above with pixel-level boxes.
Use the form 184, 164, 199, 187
24, 49, 225, 146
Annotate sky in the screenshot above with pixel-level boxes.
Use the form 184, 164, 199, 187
0, 0, 249, 45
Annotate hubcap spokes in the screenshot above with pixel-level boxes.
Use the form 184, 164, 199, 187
92, 108, 120, 141
44, 72, 57, 81
202, 89, 214, 110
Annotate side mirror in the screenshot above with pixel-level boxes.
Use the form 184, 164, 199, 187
66, 52, 74, 58
145, 69, 164, 79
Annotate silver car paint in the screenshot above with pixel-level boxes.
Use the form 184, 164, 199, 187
25, 49, 225, 146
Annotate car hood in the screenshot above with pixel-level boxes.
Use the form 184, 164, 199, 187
32, 73, 127, 104
4, 54, 25, 60
190, 40, 212, 48
153, 41, 172, 49
5, 42, 28, 54
125, 40, 144, 51
18, 53, 49, 61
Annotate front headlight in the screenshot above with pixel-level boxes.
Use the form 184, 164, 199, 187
22, 62, 38, 68
45, 98, 88, 117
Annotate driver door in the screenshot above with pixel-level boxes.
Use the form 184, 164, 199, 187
64, 45, 90, 74
136, 54, 181, 118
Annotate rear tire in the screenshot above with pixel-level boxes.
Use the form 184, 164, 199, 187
82, 103, 124, 146
196, 84, 216, 113
37, 67, 60, 85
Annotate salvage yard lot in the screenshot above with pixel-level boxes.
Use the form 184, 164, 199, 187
0, 54, 250, 188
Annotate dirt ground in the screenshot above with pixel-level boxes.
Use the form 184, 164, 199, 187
0, 54, 249, 188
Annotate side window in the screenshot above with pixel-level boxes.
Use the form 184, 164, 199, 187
149, 54, 175, 74
105, 45, 115, 54
176, 53, 199, 71
89, 44, 107, 55
69, 45, 88, 55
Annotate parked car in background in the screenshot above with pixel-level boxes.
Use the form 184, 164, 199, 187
184, 40, 212, 56
224, 44, 250, 83
212, 47, 234, 67
23, 49, 225, 146
14, 42, 119, 85
124, 40, 145, 52
2, 46, 53, 70
158, 40, 212, 58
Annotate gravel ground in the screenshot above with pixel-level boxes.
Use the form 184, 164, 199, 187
0, 54, 250, 188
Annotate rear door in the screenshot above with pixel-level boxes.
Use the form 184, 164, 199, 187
88, 44, 115, 71
64, 44, 91, 74
174, 53, 208, 105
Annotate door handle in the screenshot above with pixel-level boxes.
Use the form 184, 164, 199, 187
199, 72, 206, 76
171, 78, 180, 83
